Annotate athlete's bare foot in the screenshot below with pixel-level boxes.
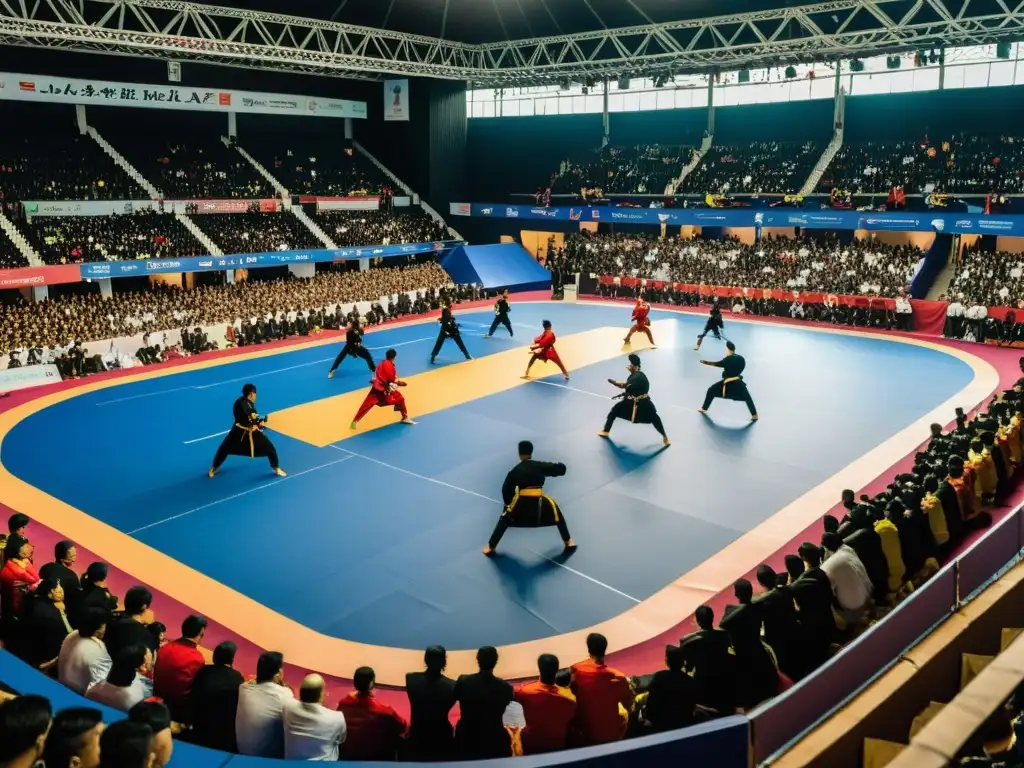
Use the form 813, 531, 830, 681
693, 344, 701, 351
521, 374, 530, 380
273, 468, 287, 477
482, 546, 495, 557
350, 421, 358, 430
751, 415, 759, 422
663, 436, 671, 446
563, 539, 578, 553
563, 375, 570, 382
327, 370, 334, 379
698, 408, 708, 415
207, 468, 217, 478
597, 431, 610, 438
401, 418, 417, 425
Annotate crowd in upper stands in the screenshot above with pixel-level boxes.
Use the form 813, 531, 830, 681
133, 138, 268, 200
677, 141, 820, 196
199, 212, 325, 254
318, 210, 449, 247
0, 262, 457, 370
551, 145, 690, 197
245, 139, 386, 196
3, 376, 1019, 760
563, 231, 921, 298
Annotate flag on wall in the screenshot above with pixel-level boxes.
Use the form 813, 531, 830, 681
384, 79, 409, 121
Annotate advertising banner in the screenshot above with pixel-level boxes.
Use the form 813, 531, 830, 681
449, 203, 471, 217
384, 79, 409, 122
24, 200, 156, 218
185, 199, 280, 214
470, 203, 1024, 236
77, 241, 462, 279
299, 196, 411, 211
0, 72, 367, 119
0, 364, 62, 392
0, 264, 82, 287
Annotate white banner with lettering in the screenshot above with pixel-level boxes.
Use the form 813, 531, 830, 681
0, 72, 367, 119
384, 79, 409, 122
0, 364, 62, 392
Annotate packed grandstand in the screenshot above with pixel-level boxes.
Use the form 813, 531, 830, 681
2, 1, 1024, 767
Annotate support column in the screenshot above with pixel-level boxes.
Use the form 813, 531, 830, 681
227, 111, 237, 138
97, 279, 112, 299
32, 285, 48, 302
706, 78, 715, 136
602, 81, 610, 148
225, 270, 235, 284
75, 105, 87, 135
344, 118, 354, 140
288, 263, 315, 279
938, 52, 946, 90
358, 258, 370, 271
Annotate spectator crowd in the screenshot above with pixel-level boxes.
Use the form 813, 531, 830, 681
318, 210, 449, 247
246, 138, 387, 197
551, 145, 691, 197
3, 377, 1020, 761
677, 141, 821, 196
199, 212, 324, 255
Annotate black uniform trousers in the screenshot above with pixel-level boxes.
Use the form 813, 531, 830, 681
431, 330, 470, 359
330, 343, 375, 373
488, 490, 571, 549
212, 426, 280, 469
702, 378, 757, 416
488, 315, 513, 336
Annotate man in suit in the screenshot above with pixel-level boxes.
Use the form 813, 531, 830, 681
189, 641, 245, 753
753, 564, 804, 681
404, 646, 456, 761
453, 646, 513, 759
678, 605, 735, 716
720, 579, 778, 709
791, 543, 837, 669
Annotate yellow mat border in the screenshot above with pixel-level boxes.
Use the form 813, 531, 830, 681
0, 302, 1000, 685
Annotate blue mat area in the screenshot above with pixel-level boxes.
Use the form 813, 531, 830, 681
439, 243, 551, 290
2, 304, 976, 649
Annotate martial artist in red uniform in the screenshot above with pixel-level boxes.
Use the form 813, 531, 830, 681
624, 297, 656, 347
523, 320, 569, 381
350, 348, 416, 429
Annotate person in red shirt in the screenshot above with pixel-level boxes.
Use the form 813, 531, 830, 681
515, 654, 577, 754
523, 321, 569, 381
1, 534, 40, 590
350, 349, 415, 430
570, 633, 635, 746
336, 666, 407, 761
624, 297, 656, 347
153, 615, 207, 723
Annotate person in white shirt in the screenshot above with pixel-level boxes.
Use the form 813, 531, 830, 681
820, 533, 873, 626
236, 651, 294, 757
58, 607, 112, 695
945, 294, 966, 338
86, 644, 154, 711
283, 674, 347, 761
894, 289, 914, 331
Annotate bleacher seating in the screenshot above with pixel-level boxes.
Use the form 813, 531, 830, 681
242, 136, 386, 196
197, 212, 324, 254
0, 230, 29, 269
677, 141, 820, 195
551, 145, 691, 196
317, 210, 448, 247
18, 212, 203, 265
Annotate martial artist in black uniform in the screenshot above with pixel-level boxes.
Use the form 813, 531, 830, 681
209, 384, 286, 477
328, 320, 375, 378
483, 440, 575, 556
430, 301, 471, 363
699, 341, 758, 421
486, 290, 513, 338
598, 354, 670, 446
694, 304, 728, 351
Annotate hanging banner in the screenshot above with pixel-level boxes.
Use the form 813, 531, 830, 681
0, 264, 83, 287
384, 79, 409, 122
23, 199, 279, 218
0, 72, 367, 119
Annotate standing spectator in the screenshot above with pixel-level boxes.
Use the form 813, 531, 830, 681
895, 289, 914, 330
58, 607, 112, 695
453, 645, 514, 759
283, 673, 348, 761
97, 720, 157, 768
190, 640, 245, 753
570, 633, 635, 746
515, 653, 577, 755
39, 540, 82, 615
235, 651, 294, 758
41, 707, 104, 768
104, 586, 155, 658
336, 666, 406, 761
86, 644, 154, 711
20, 576, 72, 671
405, 645, 456, 761
127, 701, 174, 768
0, 695, 51, 768
152, 614, 206, 722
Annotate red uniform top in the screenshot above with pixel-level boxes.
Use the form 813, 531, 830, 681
631, 302, 650, 327
372, 359, 400, 392
569, 658, 634, 746
153, 637, 205, 707
532, 329, 560, 362
514, 681, 577, 754
336, 691, 408, 761
0, 559, 40, 590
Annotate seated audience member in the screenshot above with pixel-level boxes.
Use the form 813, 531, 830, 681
515, 653, 577, 754
77, 563, 118, 624
720, 578, 779, 708
58, 607, 112, 695
678, 605, 736, 714
20, 576, 72, 670
235, 651, 294, 757
820, 532, 874, 626
790, 543, 838, 665
86, 644, 154, 711
98, 720, 158, 768
570, 632, 635, 746
153, 614, 206, 722
404, 645, 456, 761
642, 644, 696, 733
104, 586, 155, 658
147, 621, 167, 650
1, 512, 30, 563
454, 645, 514, 759
127, 701, 174, 768
284, 673, 348, 761
753, 564, 804, 681
0, 695, 52, 768
41, 707, 105, 768
190, 640, 245, 753
337, 666, 406, 761
39, 540, 81, 609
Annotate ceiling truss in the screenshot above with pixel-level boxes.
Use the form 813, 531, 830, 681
0, 0, 1021, 87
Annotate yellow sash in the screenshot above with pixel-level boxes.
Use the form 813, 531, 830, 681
505, 487, 560, 522
235, 423, 258, 457
722, 376, 741, 396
